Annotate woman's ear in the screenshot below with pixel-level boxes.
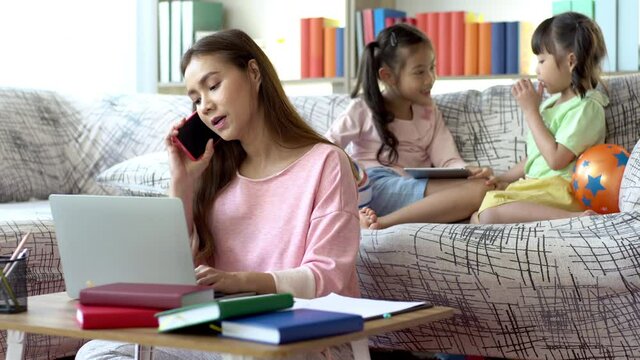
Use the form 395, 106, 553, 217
247, 59, 262, 89
378, 65, 396, 87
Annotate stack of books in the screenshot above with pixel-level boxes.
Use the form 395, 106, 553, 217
76, 283, 428, 345
76, 282, 215, 329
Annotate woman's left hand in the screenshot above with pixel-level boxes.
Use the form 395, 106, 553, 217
466, 166, 493, 179
195, 265, 245, 294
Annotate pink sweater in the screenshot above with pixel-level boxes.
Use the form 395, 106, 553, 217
325, 98, 466, 174
203, 143, 360, 298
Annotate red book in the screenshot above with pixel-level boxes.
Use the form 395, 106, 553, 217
450, 11, 466, 76
437, 12, 452, 76
362, 8, 375, 45
416, 13, 428, 35
76, 303, 160, 329
79, 283, 215, 310
300, 18, 311, 78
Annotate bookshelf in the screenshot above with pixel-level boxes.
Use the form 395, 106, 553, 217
157, 0, 637, 96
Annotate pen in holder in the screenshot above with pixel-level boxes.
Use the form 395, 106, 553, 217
0, 256, 28, 313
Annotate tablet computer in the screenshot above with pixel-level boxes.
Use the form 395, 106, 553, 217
404, 167, 470, 179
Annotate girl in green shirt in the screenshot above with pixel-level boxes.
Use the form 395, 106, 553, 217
473, 11, 608, 224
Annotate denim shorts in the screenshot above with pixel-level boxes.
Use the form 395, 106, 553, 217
365, 167, 428, 216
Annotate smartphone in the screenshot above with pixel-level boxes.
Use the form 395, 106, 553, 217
173, 111, 221, 161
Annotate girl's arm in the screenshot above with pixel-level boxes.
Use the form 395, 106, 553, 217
512, 79, 576, 170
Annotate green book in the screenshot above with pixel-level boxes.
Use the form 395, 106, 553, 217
156, 293, 294, 333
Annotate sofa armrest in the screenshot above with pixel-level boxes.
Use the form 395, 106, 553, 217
619, 139, 640, 212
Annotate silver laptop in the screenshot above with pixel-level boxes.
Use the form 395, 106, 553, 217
49, 194, 198, 299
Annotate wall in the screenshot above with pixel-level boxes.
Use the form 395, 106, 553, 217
0, 0, 157, 94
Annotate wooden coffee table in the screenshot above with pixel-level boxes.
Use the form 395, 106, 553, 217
0, 292, 454, 360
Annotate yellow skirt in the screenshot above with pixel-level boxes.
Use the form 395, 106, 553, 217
478, 176, 584, 214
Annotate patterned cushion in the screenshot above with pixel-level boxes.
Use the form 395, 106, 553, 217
619, 139, 640, 211
67, 93, 191, 195
96, 152, 170, 197
0, 88, 79, 201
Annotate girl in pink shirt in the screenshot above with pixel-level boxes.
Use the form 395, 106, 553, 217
326, 24, 493, 230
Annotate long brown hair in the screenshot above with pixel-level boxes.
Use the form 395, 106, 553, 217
181, 29, 347, 262
351, 23, 433, 166
531, 11, 607, 97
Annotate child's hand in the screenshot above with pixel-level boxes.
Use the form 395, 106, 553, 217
466, 166, 493, 179
511, 78, 543, 116
485, 175, 510, 190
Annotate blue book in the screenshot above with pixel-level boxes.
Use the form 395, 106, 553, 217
617, 0, 639, 71
505, 21, 519, 74
221, 308, 364, 344
335, 27, 345, 77
595, 0, 617, 72
373, 8, 406, 38
491, 22, 507, 75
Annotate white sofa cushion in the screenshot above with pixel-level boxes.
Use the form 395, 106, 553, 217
96, 152, 170, 197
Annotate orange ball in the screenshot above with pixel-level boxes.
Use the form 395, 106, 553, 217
571, 144, 630, 214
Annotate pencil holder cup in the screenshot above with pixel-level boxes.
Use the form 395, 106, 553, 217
0, 256, 28, 313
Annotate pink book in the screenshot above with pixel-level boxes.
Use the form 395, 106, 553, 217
450, 11, 466, 76
362, 8, 375, 45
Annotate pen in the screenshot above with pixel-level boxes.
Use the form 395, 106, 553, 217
3, 232, 31, 274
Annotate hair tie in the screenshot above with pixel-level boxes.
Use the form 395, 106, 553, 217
390, 32, 398, 47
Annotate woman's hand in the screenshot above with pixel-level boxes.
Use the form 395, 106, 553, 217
466, 166, 493, 180
166, 118, 215, 194
511, 78, 543, 118
195, 265, 246, 294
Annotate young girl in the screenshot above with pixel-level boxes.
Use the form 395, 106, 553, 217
474, 12, 608, 224
76, 29, 360, 360
326, 23, 493, 230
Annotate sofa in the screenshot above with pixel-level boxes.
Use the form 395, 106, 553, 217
0, 73, 639, 360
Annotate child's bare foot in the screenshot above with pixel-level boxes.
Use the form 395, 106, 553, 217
359, 207, 382, 230
580, 209, 598, 217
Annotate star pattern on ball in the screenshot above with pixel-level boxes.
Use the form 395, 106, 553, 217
614, 151, 629, 167
582, 160, 590, 167
582, 196, 592, 208
585, 174, 606, 197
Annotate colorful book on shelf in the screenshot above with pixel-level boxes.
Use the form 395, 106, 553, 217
519, 21, 536, 75
491, 22, 507, 75
505, 21, 519, 74
301, 18, 311, 78
324, 26, 337, 78
335, 27, 345, 77
416, 12, 428, 35
372, 8, 406, 38
572, 0, 595, 18
552, 0, 573, 14
221, 308, 364, 344
617, 0, 639, 71
426, 12, 439, 57
158, 0, 171, 83
437, 12, 452, 76
76, 303, 160, 330
181, 0, 223, 57
355, 10, 365, 71
464, 20, 479, 76
79, 283, 215, 310
362, 8, 375, 45
156, 293, 294, 333
594, 0, 617, 72
478, 21, 492, 75
309, 17, 340, 78
450, 11, 466, 76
